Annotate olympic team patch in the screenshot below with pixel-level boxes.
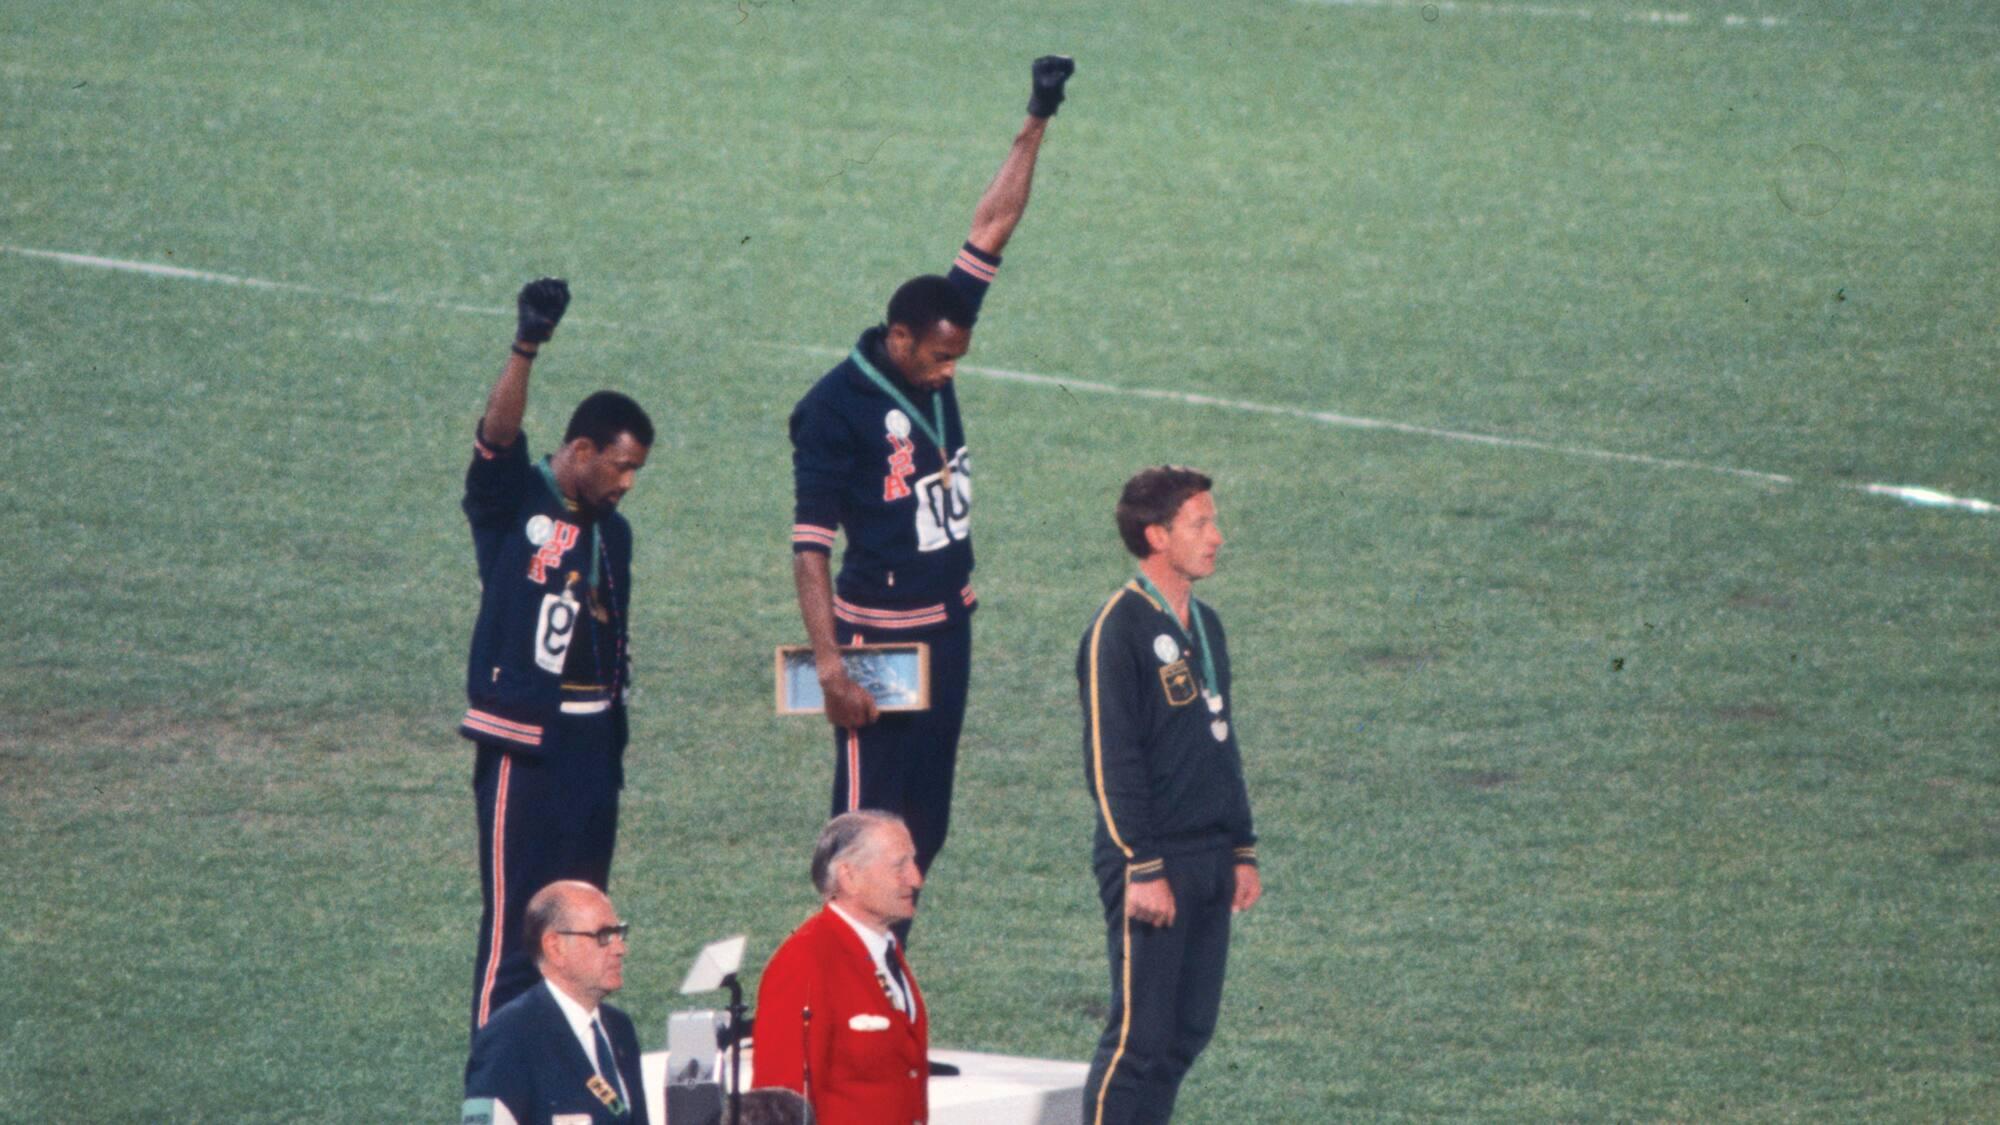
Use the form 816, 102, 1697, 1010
883, 410, 918, 501
1159, 660, 1198, 707
526, 520, 580, 583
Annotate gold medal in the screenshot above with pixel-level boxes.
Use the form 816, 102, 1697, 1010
939, 454, 953, 490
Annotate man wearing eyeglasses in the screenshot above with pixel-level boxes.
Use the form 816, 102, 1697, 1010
465, 881, 650, 1124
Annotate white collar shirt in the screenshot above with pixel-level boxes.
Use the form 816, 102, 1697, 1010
544, 979, 628, 1105
828, 902, 912, 1014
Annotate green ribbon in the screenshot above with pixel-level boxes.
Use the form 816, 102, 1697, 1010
1135, 572, 1216, 700
850, 344, 950, 461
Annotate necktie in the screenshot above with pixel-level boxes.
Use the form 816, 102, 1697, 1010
883, 943, 910, 1013
592, 1017, 630, 1118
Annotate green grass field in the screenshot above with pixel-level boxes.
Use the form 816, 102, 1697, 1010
4, 1, 1997, 1120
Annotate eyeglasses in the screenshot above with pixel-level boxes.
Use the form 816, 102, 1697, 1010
556, 923, 631, 947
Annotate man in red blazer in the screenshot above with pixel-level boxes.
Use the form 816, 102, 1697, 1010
753, 811, 930, 1125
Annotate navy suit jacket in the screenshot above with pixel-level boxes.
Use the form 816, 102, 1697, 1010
465, 981, 650, 1125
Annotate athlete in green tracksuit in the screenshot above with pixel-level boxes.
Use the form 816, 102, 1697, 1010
1077, 465, 1262, 1125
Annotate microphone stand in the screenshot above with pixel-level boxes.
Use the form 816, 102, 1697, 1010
722, 972, 747, 1125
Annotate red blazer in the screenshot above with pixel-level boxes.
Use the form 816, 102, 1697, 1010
752, 907, 928, 1125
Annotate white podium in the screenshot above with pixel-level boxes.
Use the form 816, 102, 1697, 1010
643, 1046, 1088, 1124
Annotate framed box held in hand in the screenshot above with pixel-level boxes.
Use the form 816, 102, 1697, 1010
775, 643, 931, 715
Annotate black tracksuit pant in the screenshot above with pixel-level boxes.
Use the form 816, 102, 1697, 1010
1084, 843, 1236, 1125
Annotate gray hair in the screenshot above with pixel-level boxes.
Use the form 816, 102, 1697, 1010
810, 810, 906, 899
523, 881, 593, 965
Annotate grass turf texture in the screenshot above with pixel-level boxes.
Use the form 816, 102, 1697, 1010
4, 0, 1997, 1120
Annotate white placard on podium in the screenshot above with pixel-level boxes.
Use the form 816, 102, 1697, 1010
642, 1046, 1087, 1125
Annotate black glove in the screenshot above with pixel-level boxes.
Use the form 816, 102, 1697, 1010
1027, 55, 1075, 118
515, 277, 570, 344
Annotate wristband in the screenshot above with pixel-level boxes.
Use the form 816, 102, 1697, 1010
511, 343, 538, 359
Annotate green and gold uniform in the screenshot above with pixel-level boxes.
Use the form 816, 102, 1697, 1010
1077, 578, 1257, 1125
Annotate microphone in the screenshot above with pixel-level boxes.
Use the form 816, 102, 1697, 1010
800, 1007, 814, 1107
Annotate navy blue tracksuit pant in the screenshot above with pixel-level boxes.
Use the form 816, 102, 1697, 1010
830, 618, 971, 942
468, 709, 623, 1036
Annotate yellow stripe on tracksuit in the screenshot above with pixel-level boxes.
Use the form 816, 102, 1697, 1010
1092, 866, 1135, 1125
1086, 583, 1152, 860
1086, 584, 1159, 1125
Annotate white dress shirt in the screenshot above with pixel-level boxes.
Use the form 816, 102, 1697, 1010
545, 980, 629, 1106
828, 902, 913, 1015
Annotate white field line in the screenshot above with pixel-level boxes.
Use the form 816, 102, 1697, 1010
1859, 483, 1999, 515
775, 343, 1801, 485
8, 243, 1992, 515
0, 245, 508, 319
1299, 0, 1788, 29
1299, 0, 2000, 36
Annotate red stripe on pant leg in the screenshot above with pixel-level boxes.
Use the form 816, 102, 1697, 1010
845, 630, 864, 811
476, 755, 512, 1027
846, 728, 862, 811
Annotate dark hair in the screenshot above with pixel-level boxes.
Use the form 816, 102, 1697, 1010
885, 275, 975, 336
810, 810, 905, 899
564, 390, 654, 450
1115, 466, 1214, 559
736, 1087, 813, 1125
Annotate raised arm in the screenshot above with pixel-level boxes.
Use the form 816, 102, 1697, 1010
965, 56, 1074, 257
478, 277, 570, 448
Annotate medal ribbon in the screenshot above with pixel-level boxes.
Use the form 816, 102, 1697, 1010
1134, 572, 1215, 700
850, 344, 952, 472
